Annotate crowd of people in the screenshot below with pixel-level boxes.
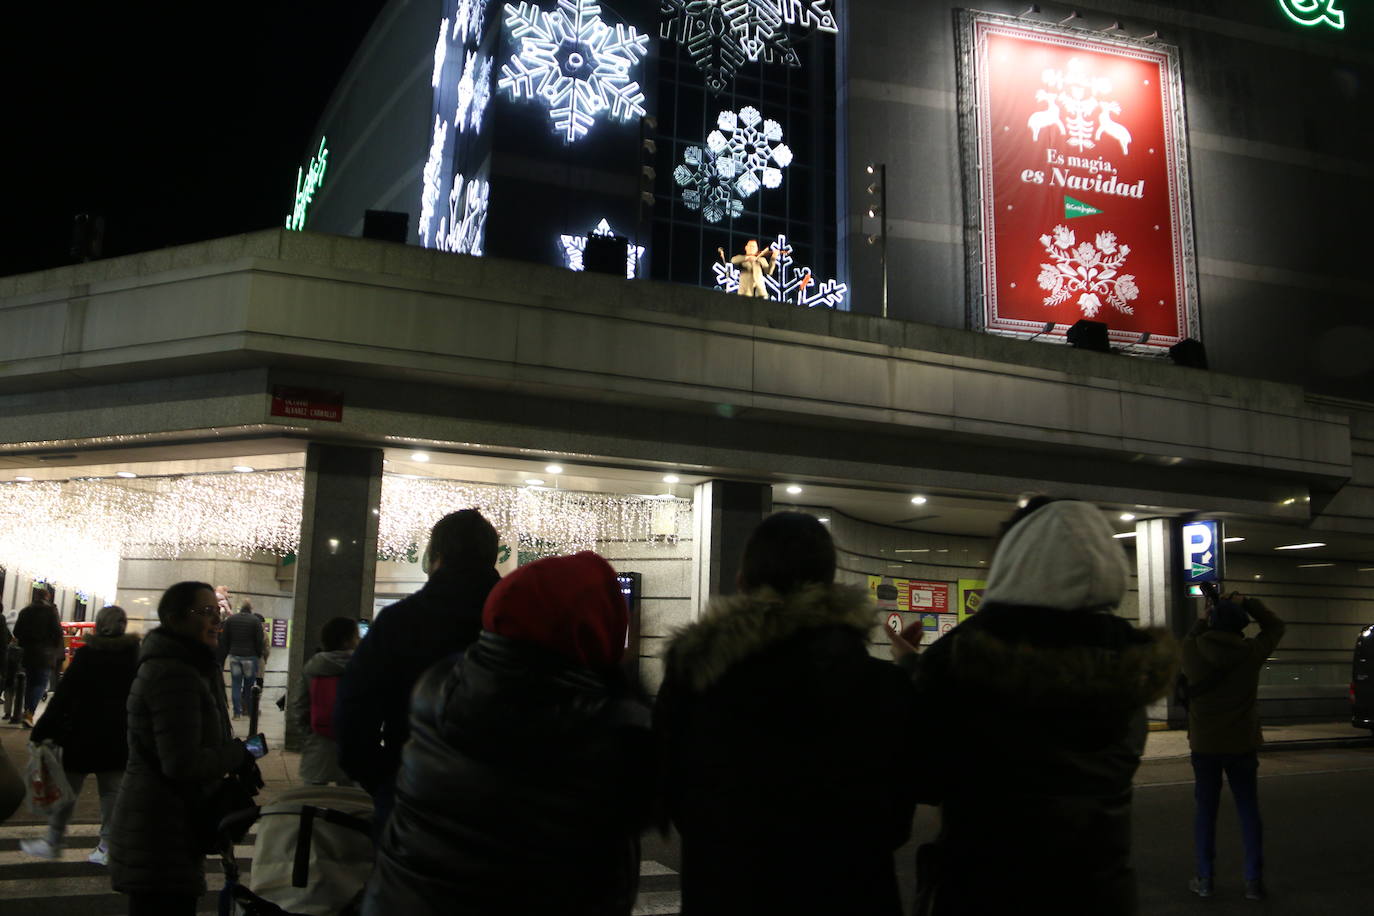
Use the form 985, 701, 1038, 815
0, 496, 1288, 914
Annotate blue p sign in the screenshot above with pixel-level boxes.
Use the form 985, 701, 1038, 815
1182, 520, 1222, 584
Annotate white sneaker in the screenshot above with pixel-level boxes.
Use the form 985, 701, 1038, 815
87, 843, 109, 866
20, 838, 62, 859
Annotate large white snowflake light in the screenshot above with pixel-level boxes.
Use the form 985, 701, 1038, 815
1036, 225, 1139, 317
498, 0, 649, 142
661, 0, 836, 94
674, 146, 744, 223
560, 218, 644, 278
419, 115, 450, 247
772, 0, 838, 32
436, 173, 490, 256
713, 234, 847, 308
708, 106, 791, 198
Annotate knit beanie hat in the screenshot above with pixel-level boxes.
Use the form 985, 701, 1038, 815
983, 500, 1132, 611
1209, 599, 1248, 633
482, 551, 627, 669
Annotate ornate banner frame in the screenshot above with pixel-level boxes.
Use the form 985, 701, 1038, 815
956, 11, 1199, 349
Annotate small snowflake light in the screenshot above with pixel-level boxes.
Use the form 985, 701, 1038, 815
456, 50, 478, 130
1036, 226, 1139, 317
560, 218, 644, 278
498, 0, 649, 142
713, 234, 847, 308
453, 0, 485, 44
419, 115, 450, 248
674, 146, 744, 223
437, 174, 490, 255
470, 56, 493, 133
433, 18, 450, 88
708, 106, 791, 198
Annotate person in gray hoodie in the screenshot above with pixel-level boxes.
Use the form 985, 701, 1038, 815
893, 498, 1178, 916
288, 617, 359, 786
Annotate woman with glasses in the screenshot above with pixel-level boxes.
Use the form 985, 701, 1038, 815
109, 581, 255, 916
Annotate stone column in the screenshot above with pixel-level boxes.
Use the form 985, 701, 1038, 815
285, 443, 383, 751
1136, 516, 1189, 727
690, 480, 773, 617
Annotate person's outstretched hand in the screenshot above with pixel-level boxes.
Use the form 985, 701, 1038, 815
887, 621, 922, 661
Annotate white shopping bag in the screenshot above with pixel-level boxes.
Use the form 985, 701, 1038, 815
25, 741, 72, 815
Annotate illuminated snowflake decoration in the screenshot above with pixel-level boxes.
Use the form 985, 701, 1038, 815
661, 0, 836, 94
456, 50, 478, 130
713, 234, 847, 308
419, 115, 450, 247
453, 0, 486, 44
433, 18, 450, 88
436, 173, 490, 255
560, 218, 644, 278
707, 106, 791, 198
1037, 226, 1139, 317
470, 56, 493, 133
498, 0, 649, 142
674, 146, 744, 222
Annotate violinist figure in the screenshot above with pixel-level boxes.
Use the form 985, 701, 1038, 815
718, 240, 777, 298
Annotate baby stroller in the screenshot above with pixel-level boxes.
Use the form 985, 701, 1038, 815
218, 784, 375, 916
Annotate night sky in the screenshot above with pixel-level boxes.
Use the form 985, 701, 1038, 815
0, 2, 388, 277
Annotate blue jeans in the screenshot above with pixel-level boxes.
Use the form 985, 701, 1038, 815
228, 656, 257, 716
1192, 751, 1263, 881
24, 666, 51, 715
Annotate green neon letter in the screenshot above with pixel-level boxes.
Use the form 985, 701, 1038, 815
286, 136, 330, 231
1278, 0, 1346, 30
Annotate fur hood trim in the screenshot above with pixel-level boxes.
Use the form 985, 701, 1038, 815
83, 633, 140, 653
947, 622, 1178, 711
665, 583, 875, 693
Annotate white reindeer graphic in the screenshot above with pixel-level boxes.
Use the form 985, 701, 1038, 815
1027, 89, 1065, 142
1095, 100, 1132, 155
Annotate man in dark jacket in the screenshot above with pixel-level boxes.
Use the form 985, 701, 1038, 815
1182, 593, 1284, 901
895, 499, 1177, 916
13, 587, 63, 727
336, 509, 502, 825
656, 512, 920, 916
221, 599, 265, 719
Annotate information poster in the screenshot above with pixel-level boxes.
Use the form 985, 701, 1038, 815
870, 575, 953, 641
961, 12, 1196, 350
957, 579, 988, 624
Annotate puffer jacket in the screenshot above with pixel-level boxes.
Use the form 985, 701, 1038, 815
1182, 598, 1284, 753
109, 627, 246, 897
362, 632, 653, 916
221, 611, 264, 658
912, 604, 1176, 915
287, 648, 353, 785
31, 633, 140, 773
13, 601, 63, 669
656, 583, 920, 916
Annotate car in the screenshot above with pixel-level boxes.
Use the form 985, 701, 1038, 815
1352, 624, 1374, 731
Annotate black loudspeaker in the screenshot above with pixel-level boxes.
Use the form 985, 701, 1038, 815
1168, 338, 1208, 369
363, 210, 409, 243
1066, 319, 1111, 353
583, 233, 627, 276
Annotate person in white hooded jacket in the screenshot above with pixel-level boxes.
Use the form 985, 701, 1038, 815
288, 617, 359, 786
894, 498, 1178, 916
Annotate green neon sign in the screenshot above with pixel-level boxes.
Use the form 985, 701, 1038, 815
286, 136, 329, 231
1278, 0, 1346, 30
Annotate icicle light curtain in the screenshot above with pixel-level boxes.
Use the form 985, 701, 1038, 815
0, 472, 688, 596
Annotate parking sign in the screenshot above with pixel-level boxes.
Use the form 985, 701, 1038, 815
1181, 520, 1223, 585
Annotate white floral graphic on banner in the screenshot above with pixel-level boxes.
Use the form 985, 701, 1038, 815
1027, 57, 1132, 155
1036, 225, 1139, 317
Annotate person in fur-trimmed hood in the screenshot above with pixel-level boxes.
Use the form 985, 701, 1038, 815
656, 512, 920, 916
893, 498, 1177, 916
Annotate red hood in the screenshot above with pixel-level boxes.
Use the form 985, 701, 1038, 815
482, 551, 627, 669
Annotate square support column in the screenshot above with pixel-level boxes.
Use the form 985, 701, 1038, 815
690, 480, 773, 618
285, 443, 383, 751
1137, 516, 1188, 728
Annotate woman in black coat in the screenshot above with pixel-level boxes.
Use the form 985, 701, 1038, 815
362, 551, 654, 916
109, 581, 253, 916
23, 605, 140, 865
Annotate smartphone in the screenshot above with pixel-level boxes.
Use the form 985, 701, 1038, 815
245, 733, 269, 759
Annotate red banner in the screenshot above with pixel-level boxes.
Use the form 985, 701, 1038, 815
967, 17, 1195, 348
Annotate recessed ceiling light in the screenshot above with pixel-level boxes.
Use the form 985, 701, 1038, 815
1223, 537, 1244, 543
1113, 532, 1136, 539
232, 465, 254, 473
911, 495, 927, 505
895, 548, 930, 553
1119, 513, 1135, 521
116, 471, 137, 478
525, 478, 545, 486
663, 474, 680, 484
544, 464, 563, 474
817, 517, 830, 523
1359, 567, 1374, 572
1281, 498, 1296, 506
1297, 563, 1334, 569
1253, 574, 1262, 579
411, 452, 430, 462
1274, 542, 1325, 550
785, 485, 802, 495
15, 475, 33, 482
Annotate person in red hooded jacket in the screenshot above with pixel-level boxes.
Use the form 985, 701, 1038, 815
362, 551, 653, 916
